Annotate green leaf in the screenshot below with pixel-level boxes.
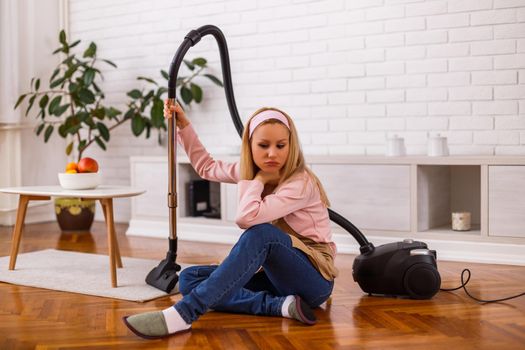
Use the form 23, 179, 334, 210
94, 136, 106, 150
66, 124, 82, 135
83, 42, 97, 58
78, 140, 87, 150
161, 70, 169, 80
204, 74, 223, 87
137, 76, 157, 85
59, 30, 66, 45
180, 85, 192, 104
48, 96, 62, 115
14, 94, 27, 110
190, 83, 203, 103
92, 107, 105, 119
97, 122, 110, 141
50, 77, 66, 89
150, 98, 164, 128
124, 109, 135, 120
68, 82, 78, 93
66, 142, 74, 155
26, 95, 36, 116
35, 123, 45, 136
183, 59, 195, 71
139, 99, 148, 113
58, 124, 67, 137
192, 57, 207, 67
144, 90, 154, 101
39, 95, 49, 109
131, 115, 145, 136
61, 56, 74, 65
69, 39, 81, 48
127, 89, 142, 99
92, 82, 102, 94
44, 125, 54, 142
50, 68, 60, 84
84, 116, 96, 129
84, 68, 95, 86
102, 59, 117, 68
64, 63, 80, 79
105, 107, 121, 119
35, 79, 40, 91
64, 115, 75, 127
78, 89, 95, 104
54, 103, 70, 117
156, 87, 168, 99
76, 111, 90, 122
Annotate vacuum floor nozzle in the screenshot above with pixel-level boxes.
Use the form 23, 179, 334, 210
145, 251, 182, 293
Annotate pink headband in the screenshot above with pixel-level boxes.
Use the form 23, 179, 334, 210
249, 110, 290, 138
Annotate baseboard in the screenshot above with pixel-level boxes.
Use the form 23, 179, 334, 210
126, 219, 244, 244
331, 232, 525, 266
126, 219, 525, 266
0, 202, 55, 226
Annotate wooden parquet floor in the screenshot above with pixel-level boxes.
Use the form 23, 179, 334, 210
0, 221, 524, 350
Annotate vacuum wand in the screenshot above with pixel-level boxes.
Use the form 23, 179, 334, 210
146, 25, 238, 293
144, 103, 182, 292
167, 98, 177, 242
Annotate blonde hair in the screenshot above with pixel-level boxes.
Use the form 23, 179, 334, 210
239, 107, 330, 207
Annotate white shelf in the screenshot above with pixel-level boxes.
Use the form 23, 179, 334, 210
128, 155, 525, 265
179, 216, 224, 225
420, 224, 482, 237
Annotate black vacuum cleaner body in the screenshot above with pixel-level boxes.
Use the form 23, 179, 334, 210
151, 24, 441, 299
352, 239, 441, 299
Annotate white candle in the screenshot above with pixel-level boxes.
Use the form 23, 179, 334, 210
452, 212, 471, 231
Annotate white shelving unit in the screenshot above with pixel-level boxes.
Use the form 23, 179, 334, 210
128, 155, 525, 265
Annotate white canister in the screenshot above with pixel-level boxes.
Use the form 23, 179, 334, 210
428, 133, 449, 156
386, 134, 406, 156
452, 212, 471, 231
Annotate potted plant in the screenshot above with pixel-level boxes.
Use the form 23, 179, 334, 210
15, 30, 223, 231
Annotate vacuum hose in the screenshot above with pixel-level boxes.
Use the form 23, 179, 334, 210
149, 24, 375, 293
169, 24, 373, 252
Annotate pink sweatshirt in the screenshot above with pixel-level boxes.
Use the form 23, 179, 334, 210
177, 124, 335, 251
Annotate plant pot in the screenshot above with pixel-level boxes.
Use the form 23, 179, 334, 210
54, 198, 95, 232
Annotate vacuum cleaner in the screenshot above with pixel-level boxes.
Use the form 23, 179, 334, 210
146, 25, 441, 300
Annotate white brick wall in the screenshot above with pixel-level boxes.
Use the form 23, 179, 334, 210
68, 0, 525, 221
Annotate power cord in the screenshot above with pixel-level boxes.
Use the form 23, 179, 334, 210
440, 268, 525, 303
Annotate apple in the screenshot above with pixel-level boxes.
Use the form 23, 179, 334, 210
77, 157, 99, 173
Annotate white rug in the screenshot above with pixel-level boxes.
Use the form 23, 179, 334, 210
0, 249, 192, 302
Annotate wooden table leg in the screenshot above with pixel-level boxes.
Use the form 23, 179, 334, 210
100, 198, 117, 288
9, 195, 50, 270
99, 199, 123, 268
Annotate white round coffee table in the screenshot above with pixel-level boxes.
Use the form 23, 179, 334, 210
0, 185, 145, 288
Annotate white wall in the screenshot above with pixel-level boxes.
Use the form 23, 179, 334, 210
0, 0, 67, 225
66, 0, 525, 222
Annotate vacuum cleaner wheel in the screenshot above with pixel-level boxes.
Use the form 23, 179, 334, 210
403, 263, 441, 299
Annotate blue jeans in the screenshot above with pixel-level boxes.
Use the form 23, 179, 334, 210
174, 223, 334, 324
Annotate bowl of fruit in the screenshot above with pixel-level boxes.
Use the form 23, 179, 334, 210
58, 157, 101, 190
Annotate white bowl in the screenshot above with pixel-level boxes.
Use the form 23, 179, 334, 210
58, 172, 101, 190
